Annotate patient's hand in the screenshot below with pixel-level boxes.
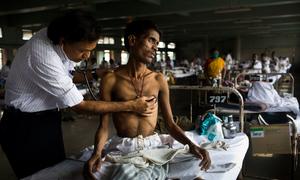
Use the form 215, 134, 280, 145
83, 153, 102, 180
189, 144, 211, 171
133, 96, 157, 116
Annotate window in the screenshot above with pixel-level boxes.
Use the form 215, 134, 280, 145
98, 36, 115, 45
158, 42, 165, 48
96, 50, 115, 64
98, 38, 104, 44
0, 28, 2, 38
121, 37, 125, 46
167, 42, 176, 49
0, 48, 3, 69
161, 51, 166, 61
104, 50, 110, 60
22, 29, 33, 40
156, 51, 161, 62
121, 50, 129, 65
109, 37, 115, 44
167, 51, 176, 61
156, 51, 166, 62
103, 37, 109, 44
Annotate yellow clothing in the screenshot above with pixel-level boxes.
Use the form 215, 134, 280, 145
206, 57, 225, 78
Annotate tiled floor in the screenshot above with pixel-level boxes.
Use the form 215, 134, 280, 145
1, 71, 300, 180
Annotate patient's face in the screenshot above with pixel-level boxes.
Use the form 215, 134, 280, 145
132, 29, 160, 64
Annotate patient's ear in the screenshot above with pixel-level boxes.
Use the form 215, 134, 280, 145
128, 35, 136, 46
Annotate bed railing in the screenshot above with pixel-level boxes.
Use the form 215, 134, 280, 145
169, 85, 245, 132
234, 72, 294, 96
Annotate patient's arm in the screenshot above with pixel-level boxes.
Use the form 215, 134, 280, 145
158, 74, 211, 170
84, 73, 114, 180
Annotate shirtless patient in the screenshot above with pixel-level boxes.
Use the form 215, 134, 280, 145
85, 20, 211, 179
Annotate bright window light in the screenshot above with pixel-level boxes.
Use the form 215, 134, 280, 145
156, 51, 161, 62
121, 37, 125, 46
98, 36, 115, 45
121, 50, 129, 65
158, 42, 165, 48
0, 28, 2, 38
167, 42, 176, 49
109, 37, 115, 44
104, 50, 110, 60
98, 37, 104, 44
0, 48, 3, 69
22, 29, 33, 40
104, 37, 109, 44
167, 51, 176, 61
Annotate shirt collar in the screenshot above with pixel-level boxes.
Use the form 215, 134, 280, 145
53, 44, 71, 64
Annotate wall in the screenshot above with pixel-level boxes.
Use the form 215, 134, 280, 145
0, 27, 26, 62
240, 35, 300, 65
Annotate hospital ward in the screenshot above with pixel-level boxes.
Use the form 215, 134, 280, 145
0, 1, 300, 180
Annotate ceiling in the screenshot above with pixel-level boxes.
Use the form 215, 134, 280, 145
1, 0, 300, 42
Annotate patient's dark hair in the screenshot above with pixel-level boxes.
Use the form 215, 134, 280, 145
47, 10, 101, 45
124, 19, 161, 51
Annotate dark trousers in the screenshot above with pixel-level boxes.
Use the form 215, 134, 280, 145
0, 108, 66, 179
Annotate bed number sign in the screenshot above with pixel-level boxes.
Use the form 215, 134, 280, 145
207, 94, 227, 104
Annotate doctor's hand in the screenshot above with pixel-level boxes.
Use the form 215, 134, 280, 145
189, 144, 211, 171
83, 153, 102, 180
133, 96, 157, 116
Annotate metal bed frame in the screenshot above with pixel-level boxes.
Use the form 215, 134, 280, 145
233, 72, 298, 179
169, 85, 245, 132
234, 72, 294, 96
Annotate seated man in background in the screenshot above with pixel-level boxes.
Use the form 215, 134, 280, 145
85, 20, 211, 180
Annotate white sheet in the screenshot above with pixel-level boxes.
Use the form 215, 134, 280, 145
22, 133, 249, 180
247, 81, 299, 115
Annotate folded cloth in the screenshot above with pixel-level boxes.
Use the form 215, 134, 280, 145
104, 133, 163, 154
105, 151, 149, 168
140, 145, 190, 165
96, 134, 203, 180
110, 163, 167, 180
105, 142, 190, 167
206, 163, 236, 173
199, 140, 229, 151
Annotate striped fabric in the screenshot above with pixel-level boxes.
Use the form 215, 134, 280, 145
111, 163, 167, 180
5, 28, 83, 112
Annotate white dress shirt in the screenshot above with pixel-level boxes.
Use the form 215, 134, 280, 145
5, 28, 83, 112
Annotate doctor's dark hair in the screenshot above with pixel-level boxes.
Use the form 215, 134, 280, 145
47, 10, 101, 45
124, 20, 161, 51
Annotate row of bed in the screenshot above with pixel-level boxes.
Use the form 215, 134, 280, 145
23, 71, 299, 180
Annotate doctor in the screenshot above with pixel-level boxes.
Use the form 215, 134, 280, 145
0, 10, 156, 179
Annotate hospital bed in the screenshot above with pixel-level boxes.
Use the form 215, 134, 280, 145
22, 133, 249, 180
166, 67, 196, 79
167, 85, 248, 179
23, 85, 249, 180
226, 72, 299, 179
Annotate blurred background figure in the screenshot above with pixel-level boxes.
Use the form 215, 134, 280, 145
225, 52, 234, 71
279, 57, 292, 73
250, 53, 262, 73
109, 58, 118, 69
271, 51, 280, 72
88, 57, 99, 70
261, 53, 271, 73
0, 59, 12, 85
204, 48, 226, 86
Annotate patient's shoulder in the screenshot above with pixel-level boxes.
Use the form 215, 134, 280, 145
152, 71, 165, 80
